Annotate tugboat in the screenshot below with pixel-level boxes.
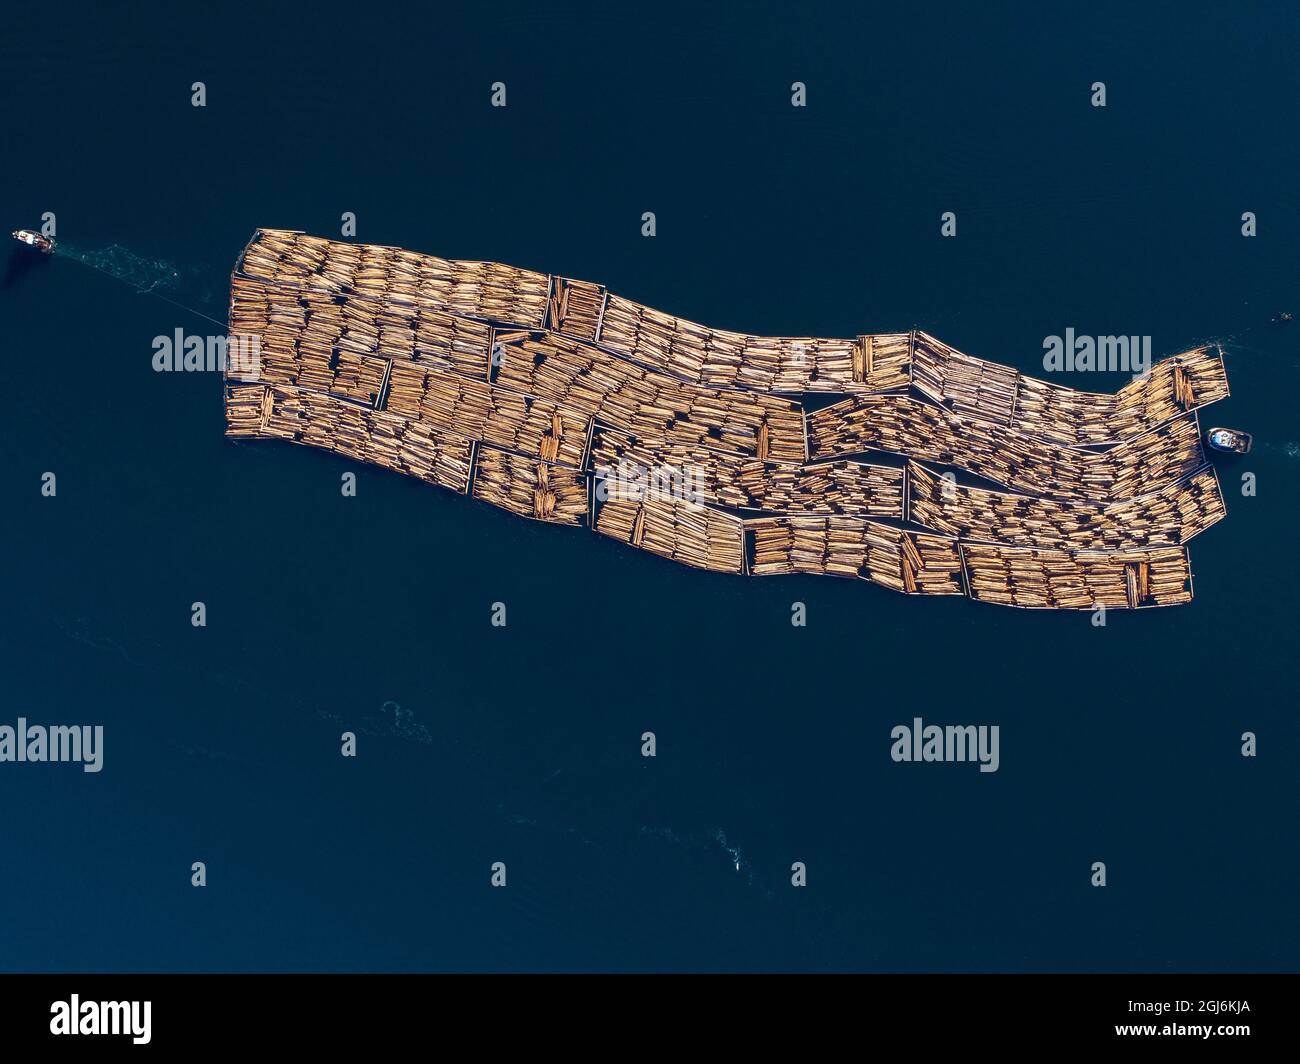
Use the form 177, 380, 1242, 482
1206, 426, 1253, 455
11, 229, 55, 254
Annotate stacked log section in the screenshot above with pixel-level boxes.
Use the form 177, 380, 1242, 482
471, 447, 587, 526
809, 395, 1206, 503
239, 229, 550, 328
491, 331, 806, 461
961, 544, 1193, 609
911, 331, 1230, 447
594, 496, 745, 574
591, 429, 903, 517
225, 384, 473, 492
385, 362, 591, 468
595, 293, 910, 394
747, 517, 964, 595
911, 333, 1019, 426
230, 275, 494, 386
906, 463, 1226, 550
547, 277, 606, 341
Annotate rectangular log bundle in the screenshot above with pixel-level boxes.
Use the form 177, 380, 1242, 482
911, 333, 1020, 426
906, 462, 1226, 550
225, 383, 474, 492
595, 293, 912, 394
223, 230, 1237, 609
490, 330, 807, 462
238, 229, 550, 329
746, 516, 964, 595
231, 275, 494, 383
385, 361, 592, 468
809, 394, 1207, 502
471, 447, 588, 526
912, 332, 1230, 446
592, 428, 904, 517
960, 543, 1192, 609
594, 496, 746, 574
546, 277, 606, 341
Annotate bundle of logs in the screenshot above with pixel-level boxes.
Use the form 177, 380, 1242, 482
472, 447, 588, 526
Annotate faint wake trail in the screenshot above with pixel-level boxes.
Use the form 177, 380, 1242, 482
54, 240, 228, 329
641, 824, 775, 900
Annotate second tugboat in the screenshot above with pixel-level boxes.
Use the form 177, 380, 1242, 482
1206, 427, 1253, 455
11, 229, 55, 254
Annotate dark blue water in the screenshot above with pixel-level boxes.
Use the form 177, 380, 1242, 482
1, 2, 1296, 971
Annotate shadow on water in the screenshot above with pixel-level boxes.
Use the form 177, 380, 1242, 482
2, 245, 51, 289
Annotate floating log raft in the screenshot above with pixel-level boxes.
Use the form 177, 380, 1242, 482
594, 496, 746, 574
490, 330, 807, 462
596, 292, 914, 394
238, 230, 1229, 441
225, 383, 474, 493
591, 428, 904, 518
746, 516, 964, 595
910, 332, 1230, 446
911, 332, 1020, 426
906, 462, 1226, 550
546, 276, 606, 341
231, 274, 493, 381
960, 544, 1192, 609
384, 360, 593, 468
471, 447, 588, 526
809, 394, 1207, 503
746, 513, 1192, 609
238, 229, 550, 328
223, 230, 1239, 609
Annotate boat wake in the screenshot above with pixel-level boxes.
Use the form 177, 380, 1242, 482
45, 607, 444, 759
641, 824, 774, 899
315, 699, 434, 746
496, 804, 603, 849
55, 241, 185, 294
53, 240, 228, 328
1243, 440, 1297, 461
